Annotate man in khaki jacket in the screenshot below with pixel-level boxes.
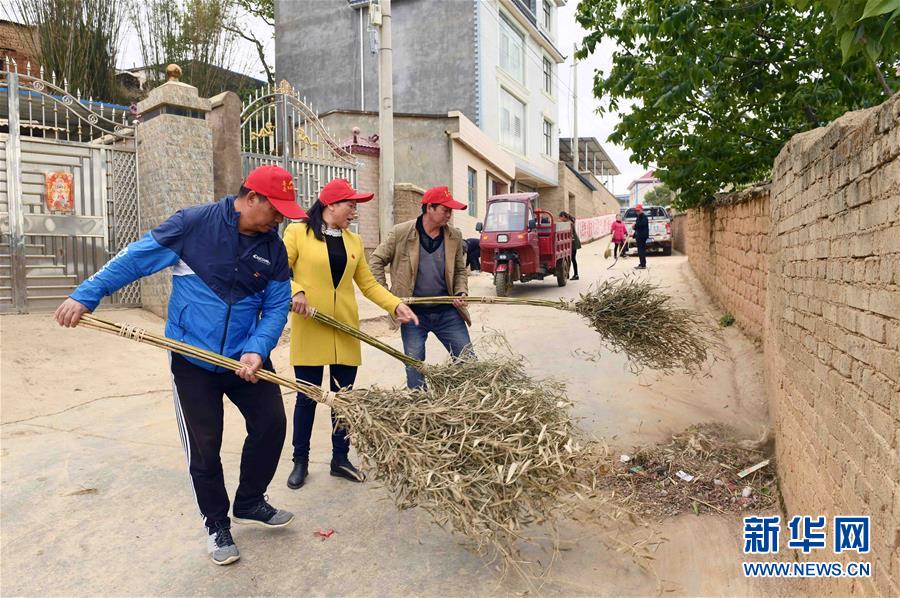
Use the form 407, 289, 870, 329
370, 186, 472, 388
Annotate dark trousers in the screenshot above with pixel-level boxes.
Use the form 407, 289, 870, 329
571, 248, 579, 277
169, 352, 286, 531
292, 364, 357, 462
613, 241, 625, 257
636, 236, 648, 267
401, 307, 473, 389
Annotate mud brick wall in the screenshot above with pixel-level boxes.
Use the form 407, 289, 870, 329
685, 185, 771, 341
765, 94, 899, 597
393, 183, 425, 226
670, 213, 687, 254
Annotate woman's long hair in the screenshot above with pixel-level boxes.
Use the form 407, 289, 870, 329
304, 200, 326, 241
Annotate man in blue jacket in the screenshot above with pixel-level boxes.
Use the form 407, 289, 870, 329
54, 165, 305, 566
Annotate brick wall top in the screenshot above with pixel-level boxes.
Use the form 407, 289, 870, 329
711, 182, 773, 207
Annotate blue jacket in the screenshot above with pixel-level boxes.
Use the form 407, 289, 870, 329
71, 197, 292, 372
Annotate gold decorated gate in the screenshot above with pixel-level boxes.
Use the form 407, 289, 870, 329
241, 80, 359, 208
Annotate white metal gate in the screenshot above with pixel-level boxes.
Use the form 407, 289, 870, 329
241, 80, 359, 207
1, 60, 139, 313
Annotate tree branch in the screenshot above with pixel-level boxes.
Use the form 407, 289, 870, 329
224, 24, 274, 84
872, 61, 893, 97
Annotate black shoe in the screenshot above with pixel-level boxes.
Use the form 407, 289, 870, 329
233, 497, 294, 528
287, 461, 308, 489
634, 265, 646, 269
330, 458, 366, 482
571, 275, 579, 280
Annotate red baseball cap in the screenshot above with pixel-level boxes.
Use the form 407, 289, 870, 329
243, 165, 308, 219
635, 204, 644, 211
422, 186, 466, 210
318, 178, 374, 205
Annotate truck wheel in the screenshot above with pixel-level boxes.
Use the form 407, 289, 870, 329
494, 271, 512, 296
662, 244, 672, 256
555, 259, 568, 287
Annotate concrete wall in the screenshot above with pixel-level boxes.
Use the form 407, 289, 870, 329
685, 185, 771, 341
684, 93, 899, 596
576, 214, 616, 244
320, 111, 453, 191
275, 0, 476, 121
207, 91, 242, 200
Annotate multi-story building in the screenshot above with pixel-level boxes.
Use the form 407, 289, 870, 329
276, 0, 566, 220
626, 170, 661, 206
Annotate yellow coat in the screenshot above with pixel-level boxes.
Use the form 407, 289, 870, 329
284, 222, 401, 366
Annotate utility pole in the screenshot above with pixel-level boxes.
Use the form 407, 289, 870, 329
571, 44, 579, 174
372, 0, 394, 240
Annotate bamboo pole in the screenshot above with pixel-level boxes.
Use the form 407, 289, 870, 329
79, 314, 328, 400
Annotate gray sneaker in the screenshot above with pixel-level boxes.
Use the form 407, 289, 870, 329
207, 524, 240, 566
233, 497, 294, 528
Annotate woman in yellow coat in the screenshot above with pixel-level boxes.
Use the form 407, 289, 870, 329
284, 178, 418, 489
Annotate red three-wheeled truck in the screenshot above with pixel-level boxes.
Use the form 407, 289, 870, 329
475, 192, 573, 296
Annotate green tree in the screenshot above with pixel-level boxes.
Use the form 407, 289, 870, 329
643, 183, 675, 206
791, 0, 899, 94
226, 0, 274, 84
130, 0, 245, 97
576, 0, 897, 209
10, 0, 126, 102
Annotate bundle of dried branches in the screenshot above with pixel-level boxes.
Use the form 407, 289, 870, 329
403, 277, 717, 374
77, 314, 600, 574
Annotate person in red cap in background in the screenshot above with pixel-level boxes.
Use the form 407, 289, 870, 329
282, 178, 418, 489
631, 203, 649, 269
53, 164, 305, 566
370, 186, 473, 389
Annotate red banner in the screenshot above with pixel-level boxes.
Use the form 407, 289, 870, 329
576, 214, 617, 243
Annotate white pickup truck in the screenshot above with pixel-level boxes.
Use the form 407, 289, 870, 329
623, 206, 673, 256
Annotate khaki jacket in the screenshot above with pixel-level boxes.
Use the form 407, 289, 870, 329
370, 219, 471, 325
284, 222, 402, 366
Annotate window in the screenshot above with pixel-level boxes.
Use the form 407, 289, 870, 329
543, 118, 553, 155
484, 201, 526, 232
500, 88, 525, 154
542, 56, 553, 94
487, 174, 507, 197
542, 0, 552, 30
499, 14, 524, 83
467, 167, 477, 217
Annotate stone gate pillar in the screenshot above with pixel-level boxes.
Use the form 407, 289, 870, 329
136, 65, 213, 318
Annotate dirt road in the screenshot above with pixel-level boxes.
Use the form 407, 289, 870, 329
1, 241, 782, 595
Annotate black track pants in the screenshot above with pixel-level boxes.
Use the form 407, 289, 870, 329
169, 352, 286, 530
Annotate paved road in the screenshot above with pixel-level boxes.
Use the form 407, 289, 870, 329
1, 241, 780, 596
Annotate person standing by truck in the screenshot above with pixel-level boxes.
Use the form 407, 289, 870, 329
632, 204, 649, 269
611, 214, 628, 259
559, 211, 581, 280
